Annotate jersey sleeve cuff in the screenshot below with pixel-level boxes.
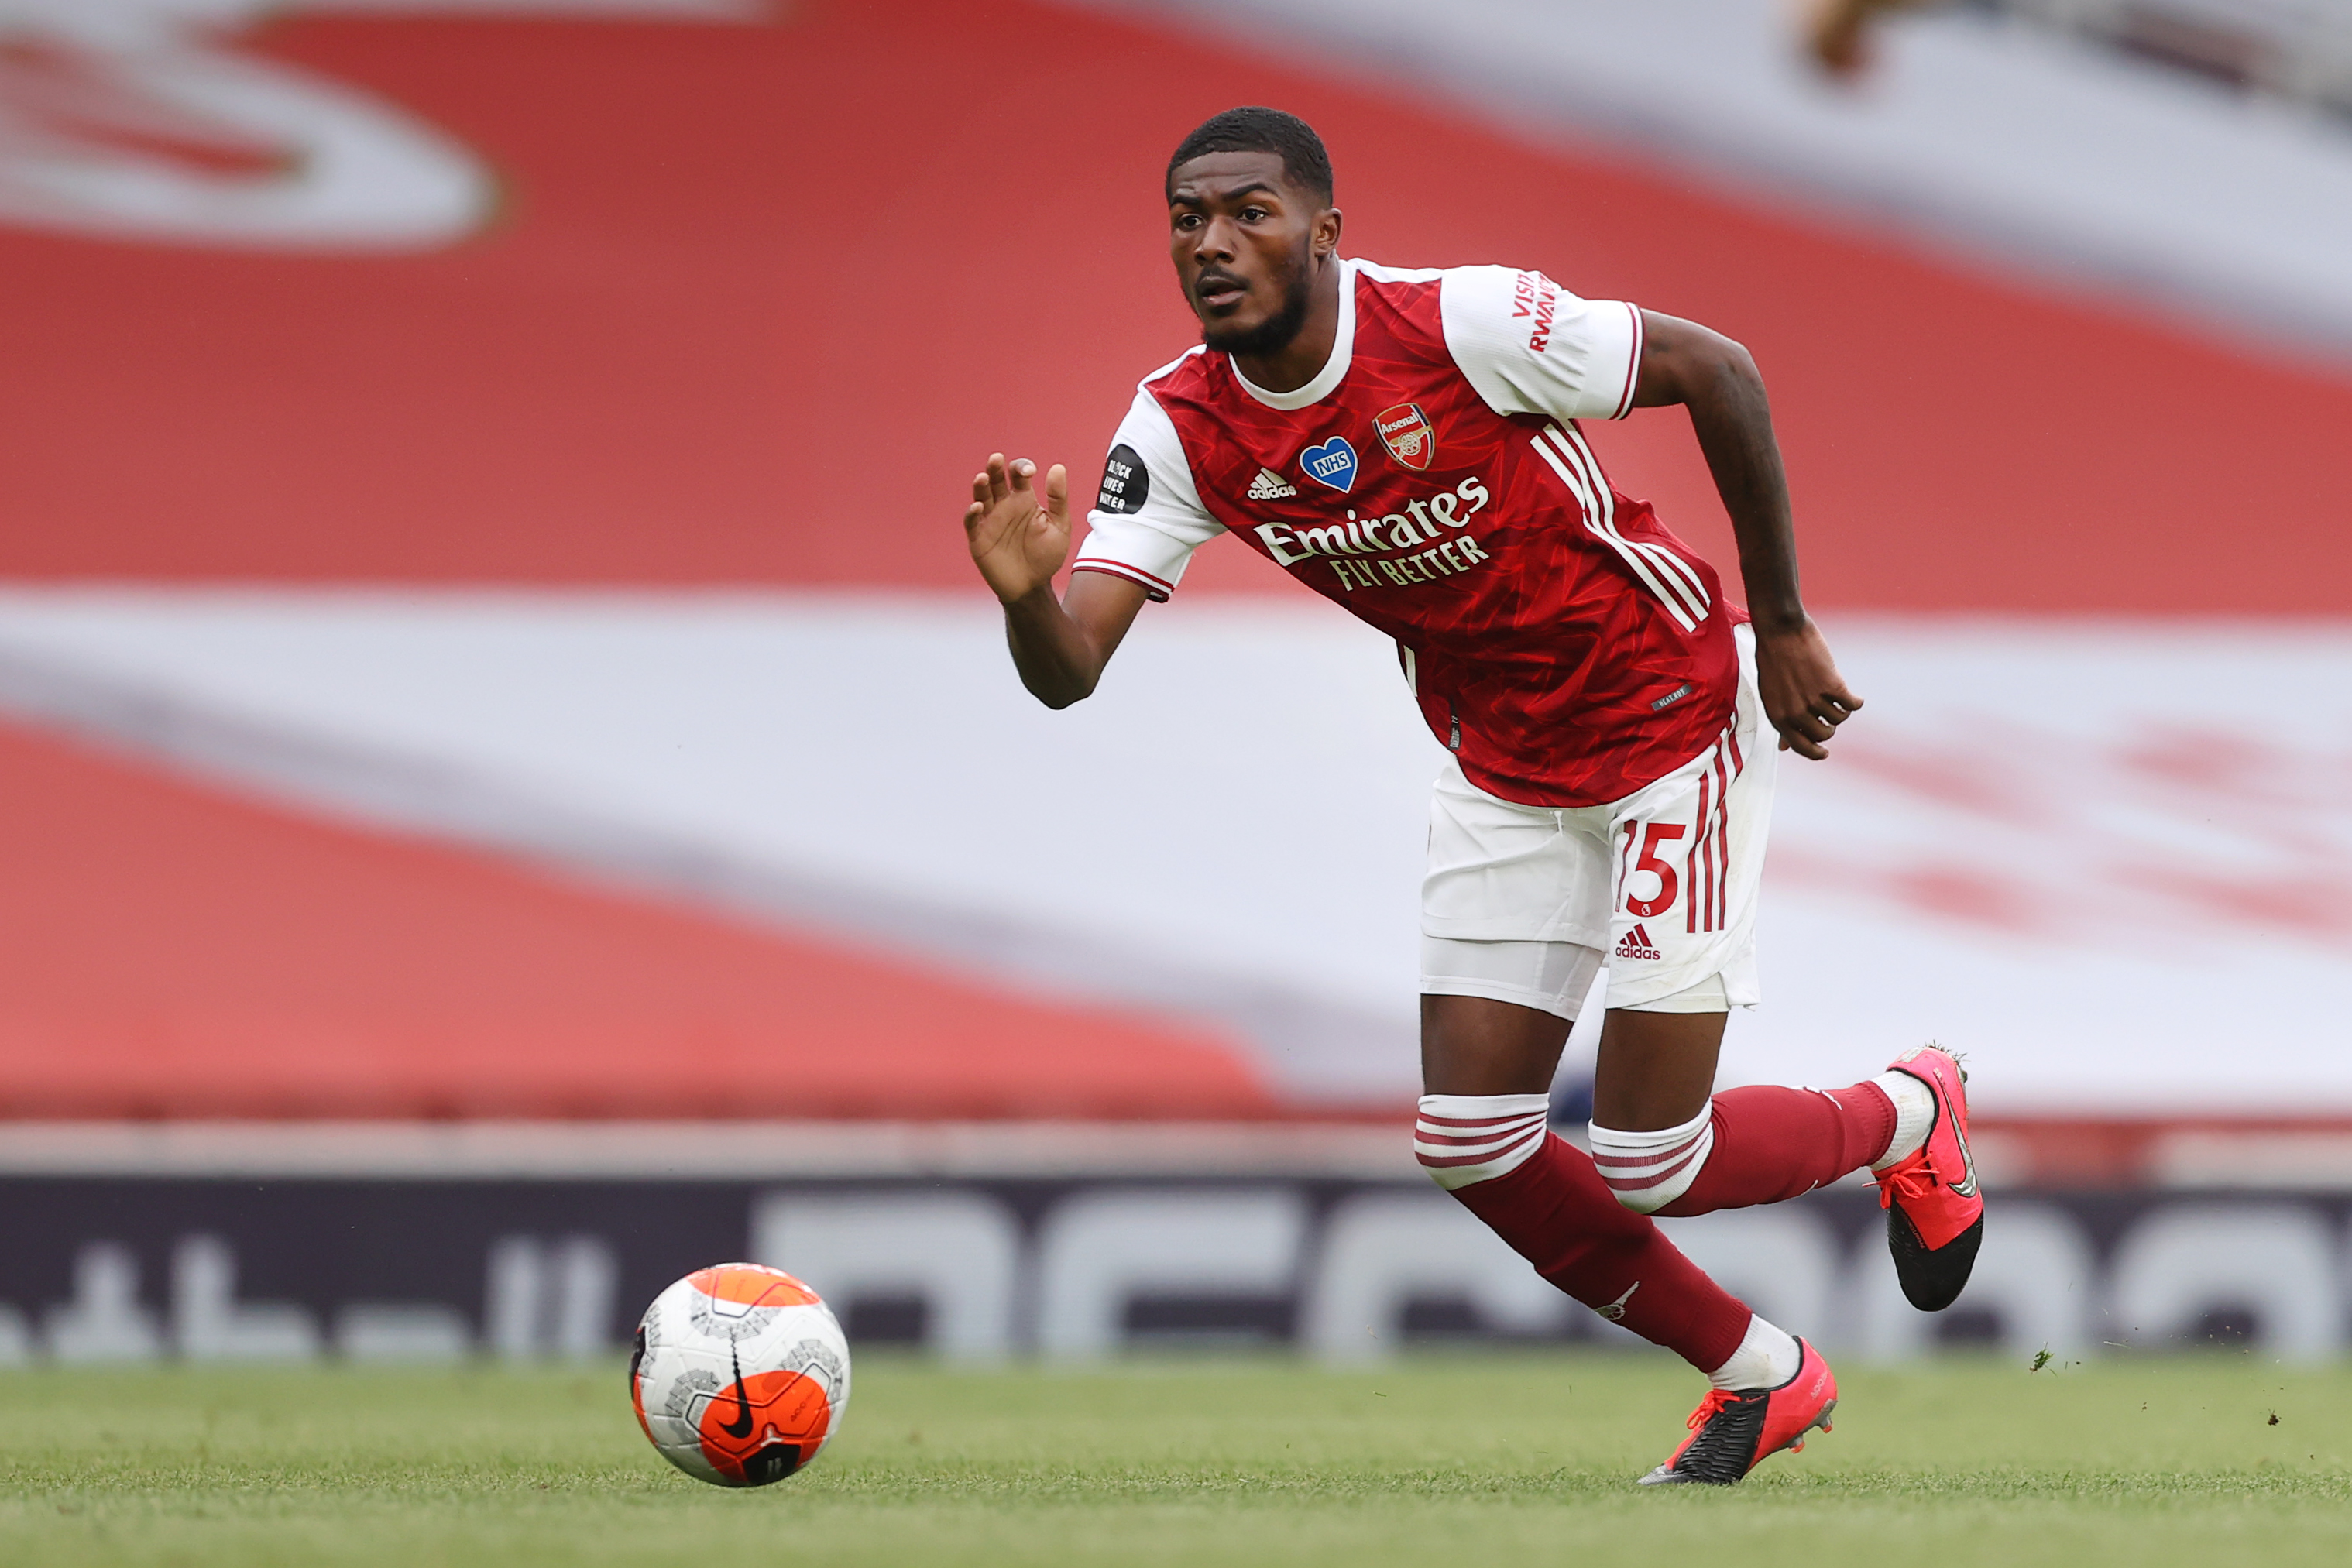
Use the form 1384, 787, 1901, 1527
1073, 509, 1201, 602
1070, 559, 1173, 602
1609, 301, 1643, 420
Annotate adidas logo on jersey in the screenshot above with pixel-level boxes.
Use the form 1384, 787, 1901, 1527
1246, 467, 1299, 500
1615, 924, 1662, 961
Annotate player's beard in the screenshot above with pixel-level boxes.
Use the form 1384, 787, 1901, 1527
1200, 256, 1314, 358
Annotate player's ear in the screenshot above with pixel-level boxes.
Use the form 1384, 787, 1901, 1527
1313, 205, 1343, 257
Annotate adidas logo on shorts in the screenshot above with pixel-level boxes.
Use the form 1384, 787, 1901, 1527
1246, 467, 1299, 500
1615, 924, 1663, 961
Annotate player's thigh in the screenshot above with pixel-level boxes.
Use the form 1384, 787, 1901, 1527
1419, 759, 1612, 1093
1420, 992, 1574, 1096
1421, 757, 1612, 945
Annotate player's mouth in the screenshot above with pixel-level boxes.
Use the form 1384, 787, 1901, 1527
1193, 269, 1249, 312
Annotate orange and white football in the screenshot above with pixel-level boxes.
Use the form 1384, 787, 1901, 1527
629, 1262, 850, 1487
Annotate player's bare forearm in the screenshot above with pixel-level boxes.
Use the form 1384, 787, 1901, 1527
1000, 572, 1146, 709
1632, 311, 1863, 759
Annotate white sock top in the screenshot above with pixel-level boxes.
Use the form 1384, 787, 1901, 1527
1587, 1103, 1711, 1151
1586, 1105, 1715, 1214
1870, 1069, 1938, 1171
1708, 1313, 1802, 1391
1414, 1093, 1553, 1191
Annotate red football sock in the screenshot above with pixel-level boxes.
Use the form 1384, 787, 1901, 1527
1446, 1131, 1752, 1371
1655, 1083, 1897, 1218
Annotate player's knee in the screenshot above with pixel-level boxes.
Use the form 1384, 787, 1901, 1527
1588, 1107, 1714, 1213
1413, 1093, 1551, 1191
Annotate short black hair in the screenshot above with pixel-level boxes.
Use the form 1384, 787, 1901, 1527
1166, 107, 1334, 206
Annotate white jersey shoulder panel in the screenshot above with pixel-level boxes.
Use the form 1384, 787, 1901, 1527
1072, 355, 1224, 602
1438, 265, 1643, 424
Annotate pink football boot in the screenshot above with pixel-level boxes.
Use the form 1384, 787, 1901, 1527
1874, 1045, 1984, 1312
1638, 1339, 1839, 1486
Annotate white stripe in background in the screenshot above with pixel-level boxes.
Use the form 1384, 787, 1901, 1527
0, 590, 1437, 1103
9, 594, 2352, 1110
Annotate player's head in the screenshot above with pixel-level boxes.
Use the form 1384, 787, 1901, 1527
1165, 107, 1341, 358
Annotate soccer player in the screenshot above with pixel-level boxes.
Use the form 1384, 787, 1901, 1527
960, 107, 1982, 1484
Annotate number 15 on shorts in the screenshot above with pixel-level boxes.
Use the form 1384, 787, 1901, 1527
1619, 821, 1686, 918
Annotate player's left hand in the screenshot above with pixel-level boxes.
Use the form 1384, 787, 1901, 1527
1753, 619, 1862, 760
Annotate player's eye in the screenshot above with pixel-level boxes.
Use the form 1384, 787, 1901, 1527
1239, 206, 1268, 221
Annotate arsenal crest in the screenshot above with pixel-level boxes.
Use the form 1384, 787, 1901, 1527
1374, 403, 1436, 470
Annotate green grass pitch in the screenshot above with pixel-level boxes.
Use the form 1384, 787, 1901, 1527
2, 1354, 2347, 1566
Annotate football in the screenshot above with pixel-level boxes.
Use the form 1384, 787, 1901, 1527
628, 1263, 852, 1487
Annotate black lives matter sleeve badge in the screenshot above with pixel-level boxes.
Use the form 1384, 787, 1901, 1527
1097, 445, 1149, 514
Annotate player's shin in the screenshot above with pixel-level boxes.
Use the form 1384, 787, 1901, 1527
1414, 1094, 1751, 1372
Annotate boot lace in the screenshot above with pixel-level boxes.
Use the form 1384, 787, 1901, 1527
1687, 1388, 1739, 1431
1876, 1160, 1941, 1212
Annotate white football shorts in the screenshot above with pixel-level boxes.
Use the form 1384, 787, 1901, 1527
1420, 625, 1773, 1018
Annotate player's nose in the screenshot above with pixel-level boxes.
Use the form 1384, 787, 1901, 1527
1190, 218, 1238, 260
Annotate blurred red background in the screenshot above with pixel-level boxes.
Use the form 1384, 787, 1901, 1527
0, 0, 2342, 609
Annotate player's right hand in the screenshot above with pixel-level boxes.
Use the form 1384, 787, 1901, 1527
964, 454, 1071, 606
1754, 619, 1863, 761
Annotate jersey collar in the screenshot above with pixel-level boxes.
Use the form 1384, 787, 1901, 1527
1230, 258, 1356, 411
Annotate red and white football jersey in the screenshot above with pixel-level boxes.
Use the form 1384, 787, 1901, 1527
1074, 258, 1743, 808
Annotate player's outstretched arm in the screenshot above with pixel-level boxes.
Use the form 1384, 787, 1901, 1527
963, 453, 1149, 709
1632, 311, 1863, 760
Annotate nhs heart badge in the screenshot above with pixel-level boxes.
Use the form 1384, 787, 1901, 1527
1299, 436, 1358, 493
